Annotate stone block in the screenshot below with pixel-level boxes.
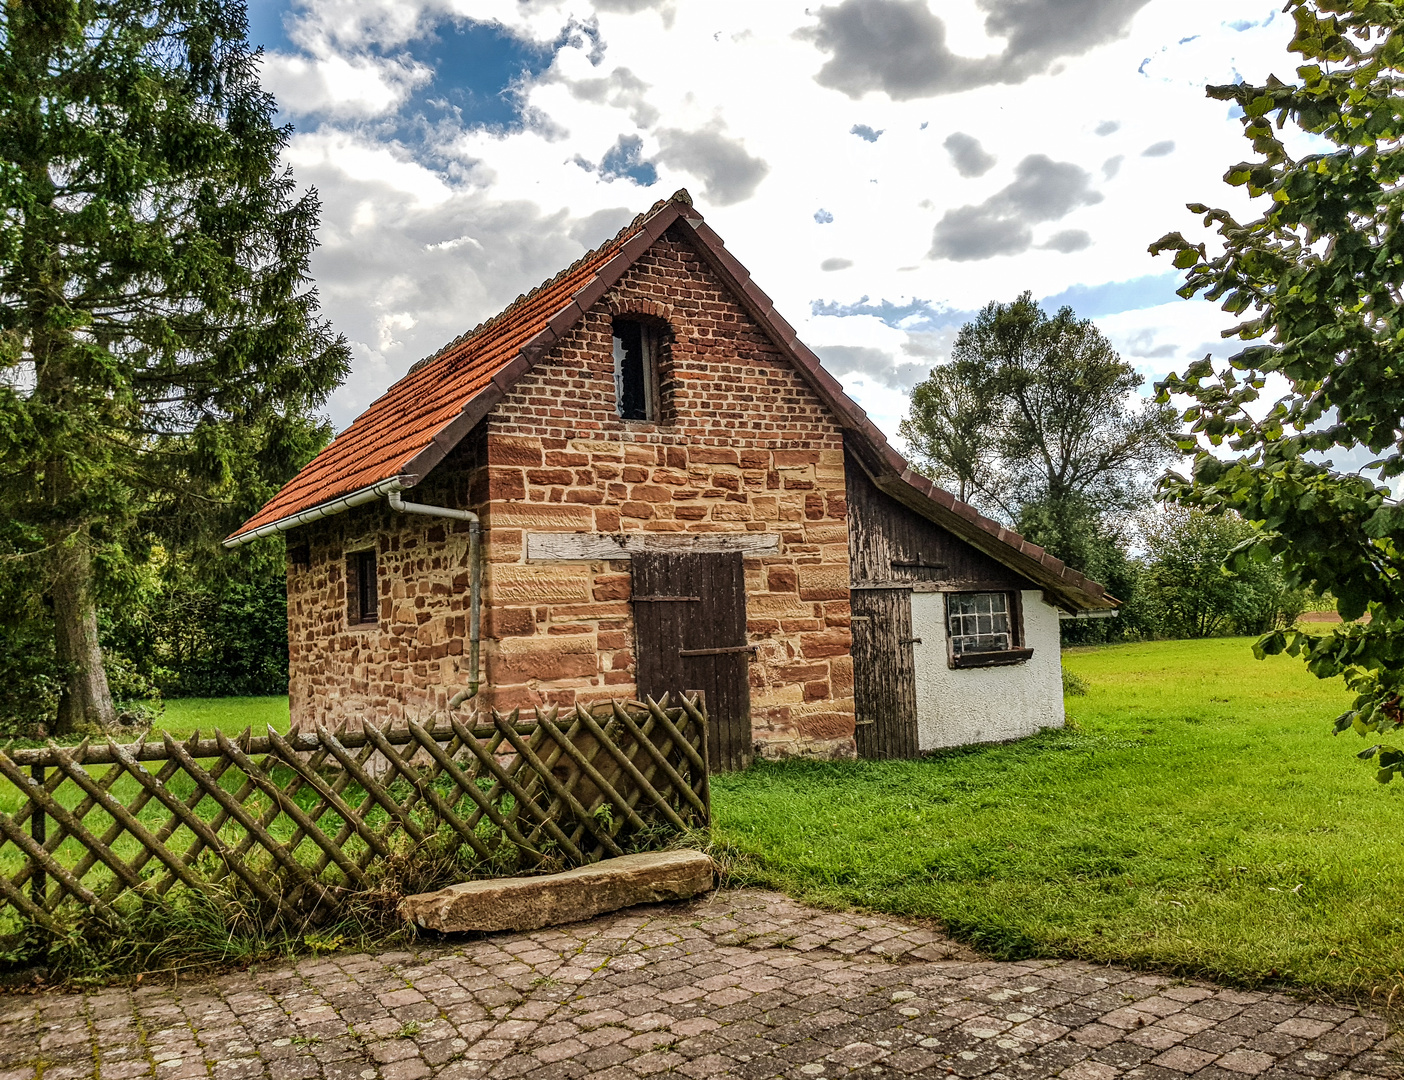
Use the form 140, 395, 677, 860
488, 468, 527, 501
486, 645, 598, 684
691, 447, 738, 465
399, 850, 716, 932
593, 573, 631, 601
492, 565, 592, 604
767, 566, 798, 592
487, 434, 544, 467
798, 564, 850, 601
527, 468, 575, 486
803, 523, 849, 545
490, 503, 594, 530
801, 629, 851, 659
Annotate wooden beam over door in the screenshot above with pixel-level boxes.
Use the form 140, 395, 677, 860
527, 532, 781, 562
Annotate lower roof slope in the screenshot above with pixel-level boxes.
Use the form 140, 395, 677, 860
229, 191, 1116, 613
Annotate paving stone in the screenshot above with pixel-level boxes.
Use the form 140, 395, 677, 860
3, 890, 1397, 1080
1219, 1049, 1278, 1075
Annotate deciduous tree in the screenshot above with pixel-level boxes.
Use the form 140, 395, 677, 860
901, 293, 1177, 523
1150, 0, 1404, 779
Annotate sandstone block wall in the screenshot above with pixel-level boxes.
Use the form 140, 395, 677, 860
285, 225, 856, 758
284, 432, 481, 733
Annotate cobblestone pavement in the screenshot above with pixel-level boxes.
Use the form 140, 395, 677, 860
1, 890, 1397, 1080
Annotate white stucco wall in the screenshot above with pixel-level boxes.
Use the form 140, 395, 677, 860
910, 589, 1065, 750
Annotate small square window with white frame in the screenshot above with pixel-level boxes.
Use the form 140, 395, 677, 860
947, 591, 1013, 656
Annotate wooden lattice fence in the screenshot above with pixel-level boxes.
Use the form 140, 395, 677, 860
0, 695, 710, 932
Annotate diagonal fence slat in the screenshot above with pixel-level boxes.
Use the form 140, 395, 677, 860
405, 721, 541, 862
453, 712, 586, 863
0, 751, 147, 900
492, 711, 625, 860
0, 695, 711, 931
266, 728, 392, 863
536, 710, 649, 835
571, 706, 690, 834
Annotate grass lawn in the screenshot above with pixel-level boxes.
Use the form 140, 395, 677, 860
712, 637, 1404, 998
0, 695, 292, 911
157, 696, 289, 739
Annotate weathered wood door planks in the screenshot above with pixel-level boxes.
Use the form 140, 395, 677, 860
632, 551, 753, 772
851, 588, 920, 759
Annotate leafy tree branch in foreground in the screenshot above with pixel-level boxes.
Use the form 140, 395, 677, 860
1150, 0, 1404, 779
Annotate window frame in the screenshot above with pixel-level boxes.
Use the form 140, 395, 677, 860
612, 318, 660, 422
346, 547, 380, 628
944, 590, 1034, 669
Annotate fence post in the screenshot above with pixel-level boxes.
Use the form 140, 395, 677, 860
30, 763, 46, 907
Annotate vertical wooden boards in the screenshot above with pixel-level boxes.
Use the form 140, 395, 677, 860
844, 447, 1025, 590
851, 588, 919, 760
633, 551, 753, 772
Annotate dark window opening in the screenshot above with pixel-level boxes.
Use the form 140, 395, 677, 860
347, 548, 378, 626
613, 319, 657, 421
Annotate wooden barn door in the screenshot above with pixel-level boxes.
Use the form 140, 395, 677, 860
851, 588, 919, 759
633, 551, 753, 772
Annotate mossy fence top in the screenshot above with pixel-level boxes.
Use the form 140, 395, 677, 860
0, 696, 710, 933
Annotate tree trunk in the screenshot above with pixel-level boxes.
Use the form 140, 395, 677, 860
50, 534, 116, 734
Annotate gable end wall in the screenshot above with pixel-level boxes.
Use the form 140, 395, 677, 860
479, 226, 855, 759
284, 227, 856, 759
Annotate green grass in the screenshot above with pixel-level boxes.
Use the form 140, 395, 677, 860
157, 696, 289, 739
713, 637, 1404, 998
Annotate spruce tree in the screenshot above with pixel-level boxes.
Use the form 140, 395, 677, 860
0, 0, 349, 732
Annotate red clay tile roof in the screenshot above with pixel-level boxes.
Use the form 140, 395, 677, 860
228, 190, 1116, 612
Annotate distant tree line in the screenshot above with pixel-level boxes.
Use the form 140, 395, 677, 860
900, 293, 1311, 646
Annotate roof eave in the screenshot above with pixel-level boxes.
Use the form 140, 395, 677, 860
223, 476, 408, 548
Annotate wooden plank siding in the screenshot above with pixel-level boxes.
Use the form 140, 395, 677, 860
851, 589, 920, 759
844, 448, 1026, 592
845, 447, 1033, 759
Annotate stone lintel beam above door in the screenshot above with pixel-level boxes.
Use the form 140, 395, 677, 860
526, 532, 781, 562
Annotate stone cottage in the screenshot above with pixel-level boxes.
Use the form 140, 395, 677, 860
227, 191, 1117, 767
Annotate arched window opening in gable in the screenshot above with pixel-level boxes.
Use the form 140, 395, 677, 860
612, 318, 661, 422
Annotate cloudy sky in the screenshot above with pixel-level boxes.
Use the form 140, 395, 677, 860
244, 0, 1295, 445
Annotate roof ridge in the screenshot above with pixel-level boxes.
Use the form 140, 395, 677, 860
405, 194, 681, 376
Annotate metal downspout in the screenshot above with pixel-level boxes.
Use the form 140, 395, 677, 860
386, 491, 482, 708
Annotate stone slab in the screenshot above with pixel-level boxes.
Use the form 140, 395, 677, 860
398, 849, 715, 932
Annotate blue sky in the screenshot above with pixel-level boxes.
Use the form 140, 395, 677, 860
245, 0, 1292, 440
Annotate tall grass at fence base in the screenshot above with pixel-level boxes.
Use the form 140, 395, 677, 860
0, 807, 710, 986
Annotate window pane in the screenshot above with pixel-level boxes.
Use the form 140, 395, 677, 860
948, 592, 1015, 655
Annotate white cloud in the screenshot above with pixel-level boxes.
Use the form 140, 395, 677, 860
250, 0, 1292, 440
262, 51, 428, 118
